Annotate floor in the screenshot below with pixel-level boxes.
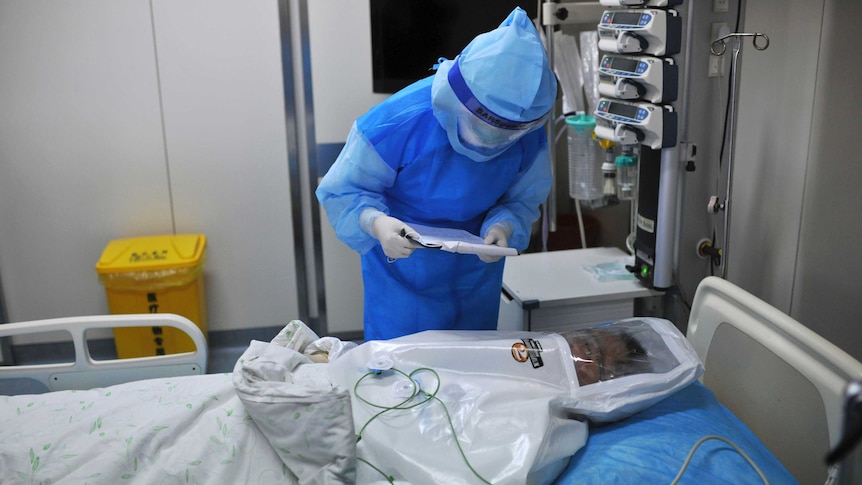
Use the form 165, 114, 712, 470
207, 344, 249, 374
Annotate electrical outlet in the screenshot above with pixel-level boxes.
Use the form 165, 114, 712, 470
713, 0, 729, 12
709, 22, 729, 77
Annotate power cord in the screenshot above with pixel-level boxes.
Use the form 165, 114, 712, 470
671, 435, 770, 485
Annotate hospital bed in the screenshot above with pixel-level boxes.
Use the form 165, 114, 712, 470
0, 276, 859, 484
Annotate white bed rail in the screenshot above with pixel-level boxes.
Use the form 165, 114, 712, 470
0, 314, 208, 392
687, 276, 862, 484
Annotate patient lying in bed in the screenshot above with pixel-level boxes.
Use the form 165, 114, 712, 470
0, 317, 701, 485
232, 317, 703, 485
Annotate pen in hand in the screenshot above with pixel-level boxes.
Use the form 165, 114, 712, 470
401, 228, 419, 243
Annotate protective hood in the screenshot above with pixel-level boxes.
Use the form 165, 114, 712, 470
432, 7, 557, 162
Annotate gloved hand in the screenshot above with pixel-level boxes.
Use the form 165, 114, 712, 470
371, 215, 420, 260
479, 224, 510, 263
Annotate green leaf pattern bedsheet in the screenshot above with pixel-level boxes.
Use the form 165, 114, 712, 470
1, 372, 300, 484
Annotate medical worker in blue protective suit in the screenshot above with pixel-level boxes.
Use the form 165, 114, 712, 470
316, 7, 556, 340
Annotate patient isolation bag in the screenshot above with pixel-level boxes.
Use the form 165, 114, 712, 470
327, 317, 702, 484
328, 330, 588, 485
234, 318, 702, 485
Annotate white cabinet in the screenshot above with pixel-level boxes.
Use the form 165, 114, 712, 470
499, 248, 659, 333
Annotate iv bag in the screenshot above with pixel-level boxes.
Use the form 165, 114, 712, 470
553, 30, 584, 115
579, 31, 601, 115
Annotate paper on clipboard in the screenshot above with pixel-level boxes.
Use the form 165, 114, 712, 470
407, 223, 519, 257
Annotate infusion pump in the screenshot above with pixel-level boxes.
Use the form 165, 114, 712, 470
594, 98, 677, 150
597, 9, 682, 56
598, 54, 678, 104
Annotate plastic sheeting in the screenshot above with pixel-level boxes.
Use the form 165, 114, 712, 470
328, 330, 588, 485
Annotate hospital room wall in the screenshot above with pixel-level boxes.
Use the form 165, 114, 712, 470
675, 0, 818, 318
0, 1, 303, 338
694, 0, 862, 362
790, 0, 862, 362
306, 0, 386, 333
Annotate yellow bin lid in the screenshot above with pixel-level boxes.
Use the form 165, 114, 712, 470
96, 234, 207, 274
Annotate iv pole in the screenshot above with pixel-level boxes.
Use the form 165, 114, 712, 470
709, 32, 769, 279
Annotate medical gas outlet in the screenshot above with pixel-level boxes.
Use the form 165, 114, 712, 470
598, 54, 678, 104
594, 98, 677, 150
598, 9, 682, 56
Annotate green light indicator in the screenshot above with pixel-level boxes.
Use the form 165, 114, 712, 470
641, 266, 649, 277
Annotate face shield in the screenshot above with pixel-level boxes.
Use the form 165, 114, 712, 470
447, 60, 548, 158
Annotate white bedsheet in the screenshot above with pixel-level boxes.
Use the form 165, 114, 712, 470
233, 340, 356, 484
0, 320, 360, 485
0, 373, 297, 484
2, 318, 701, 484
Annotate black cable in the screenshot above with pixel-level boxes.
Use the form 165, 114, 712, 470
717, 1, 745, 168
826, 399, 862, 466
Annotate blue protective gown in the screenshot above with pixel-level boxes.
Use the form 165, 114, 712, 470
316, 76, 551, 340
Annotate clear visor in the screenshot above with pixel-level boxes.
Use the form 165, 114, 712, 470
560, 322, 677, 386
447, 59, 548, 157
453, 102, 546, 156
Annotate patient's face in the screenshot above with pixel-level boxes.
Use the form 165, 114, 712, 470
568, 331, 632, 385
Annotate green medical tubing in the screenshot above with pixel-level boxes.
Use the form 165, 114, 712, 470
353, 367, 493, 485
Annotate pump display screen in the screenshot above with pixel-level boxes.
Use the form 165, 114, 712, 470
608, 56, 640, 73
611, 11, 645, 26
608, 102, 641, 119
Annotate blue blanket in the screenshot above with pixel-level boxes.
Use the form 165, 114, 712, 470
556, 382, 799, 484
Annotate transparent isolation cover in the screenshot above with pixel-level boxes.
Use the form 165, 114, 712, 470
555, 317, 704, 423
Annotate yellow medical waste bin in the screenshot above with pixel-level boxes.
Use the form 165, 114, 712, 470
95, 234, 207, 359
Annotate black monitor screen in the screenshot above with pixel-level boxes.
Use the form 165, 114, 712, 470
370, 1, 539, 94
610, 56, 640, 74
608, 102, 640, 119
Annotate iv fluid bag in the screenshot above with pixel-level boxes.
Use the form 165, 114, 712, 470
580, 31, 601, 115
554, 30, 584, 115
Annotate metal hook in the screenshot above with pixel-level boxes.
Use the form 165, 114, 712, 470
710, 32, 770, 56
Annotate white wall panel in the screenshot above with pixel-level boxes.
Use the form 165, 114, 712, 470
791, 0, 862, 362
726, 0, 823, 311
152, 0, 300, 331
307, 0, 382, 332
308, 0, 389, 144
0, 0, 173, 323
319, 205, 364, 334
